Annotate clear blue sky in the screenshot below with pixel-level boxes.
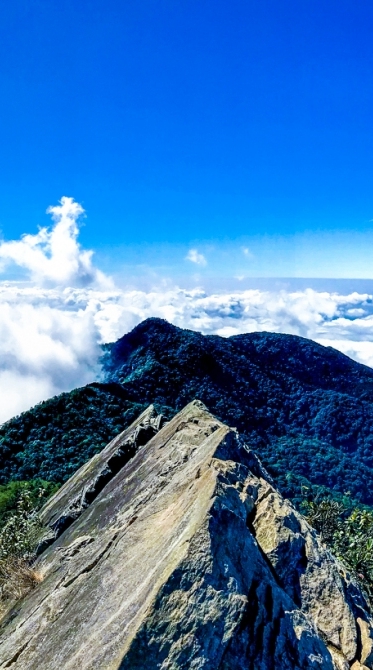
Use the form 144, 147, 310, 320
0, 0, 372, 280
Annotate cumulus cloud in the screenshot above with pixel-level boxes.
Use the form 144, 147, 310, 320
185, 248, 207, 266
1, 196, 373, 423
0, 197, 112, 289
0, 197, 114, 422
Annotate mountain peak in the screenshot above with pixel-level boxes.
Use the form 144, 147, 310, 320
2, 318, 373, 511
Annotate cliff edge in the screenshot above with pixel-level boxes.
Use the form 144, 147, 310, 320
0, 400, 372, 669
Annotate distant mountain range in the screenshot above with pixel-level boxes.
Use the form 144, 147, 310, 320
1, 317, 373, 508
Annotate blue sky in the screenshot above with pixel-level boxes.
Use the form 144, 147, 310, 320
0, 0, 373, 280
2, 1, 373, 420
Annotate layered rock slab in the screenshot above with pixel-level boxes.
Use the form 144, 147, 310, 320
37, 403, 165, 551
0, 400, 372, 669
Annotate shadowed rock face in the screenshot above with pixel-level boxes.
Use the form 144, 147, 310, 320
0, 401, 372, 669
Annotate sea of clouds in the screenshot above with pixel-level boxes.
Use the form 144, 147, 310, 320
0, 196, 372, 423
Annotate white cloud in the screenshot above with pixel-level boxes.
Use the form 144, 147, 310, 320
242, 246, 253, 258
98, 287, 373, 369
0, 286, 102, 422
1, 197, 373, 423
0, 197, 112, 289
185, 248, 207, 266
1, 281, 373, 424
0, 197, 114, 422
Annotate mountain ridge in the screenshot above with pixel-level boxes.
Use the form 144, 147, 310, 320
1, 400, 372, 669
1, 318, 373, 509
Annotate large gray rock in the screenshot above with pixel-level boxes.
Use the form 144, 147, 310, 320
0, 400, 372, 669
37, 404, 165, 552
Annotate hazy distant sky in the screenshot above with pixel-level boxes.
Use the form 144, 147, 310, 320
0, 0, 373, 280
0, 2, 373, 421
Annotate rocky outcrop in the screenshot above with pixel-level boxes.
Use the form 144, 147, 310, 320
0, 400, 372, 669
36, 404, 165, 552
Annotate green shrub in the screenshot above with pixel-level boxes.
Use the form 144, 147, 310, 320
0, 489, 45, 610
303, 496, 373, 602
0, 479, 59, 531
0, 489, 42, 560
333, 509, 373, 595
302, 498, 344, 543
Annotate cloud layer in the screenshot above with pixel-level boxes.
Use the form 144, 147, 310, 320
1, 281, 372, 424
0, 197, 373, 423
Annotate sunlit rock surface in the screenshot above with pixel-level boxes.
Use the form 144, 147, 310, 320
0, 400, 372, 669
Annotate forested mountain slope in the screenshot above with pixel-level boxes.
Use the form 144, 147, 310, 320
1, 317, 373, 508
0, 384, 146, 484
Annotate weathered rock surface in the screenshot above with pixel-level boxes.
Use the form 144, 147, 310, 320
0, 400, 372, 669
36, 404, 165, 552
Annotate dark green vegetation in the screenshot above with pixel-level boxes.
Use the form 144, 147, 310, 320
0, 488, 45, 607
1, 317, 373, 512
0, 480, 59, 529
0, 384, 148, 485
102, 318, 373, 508
304, 497, 373, 601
